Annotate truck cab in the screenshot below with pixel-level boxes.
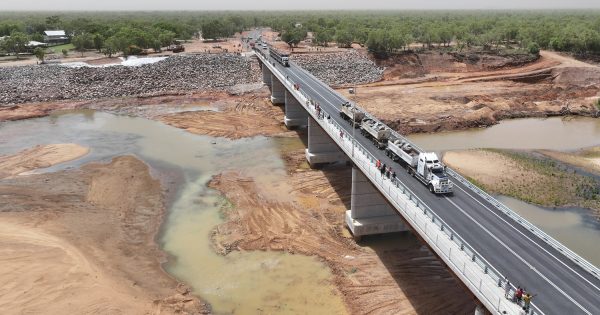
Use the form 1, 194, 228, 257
417, 153, 453, 193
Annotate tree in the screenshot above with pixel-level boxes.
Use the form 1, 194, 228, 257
527, 42, 540, 56
72, 33, 93, 56
33, 47, 46, 63
46, 15, 62, 29
281, 27, 306, 48
92, 34, 104, 52
201, 20, 225, 40
334, 28, 353, 48
4, 32, 29, 59
314, 29, 333, 47
102, 37, 117, 58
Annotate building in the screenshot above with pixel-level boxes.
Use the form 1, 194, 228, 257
44, 30, 69, 45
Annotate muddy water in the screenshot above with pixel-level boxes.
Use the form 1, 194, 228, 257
409, 116, 600, 152
0, 111, 347, 314
407, 116, 600, 267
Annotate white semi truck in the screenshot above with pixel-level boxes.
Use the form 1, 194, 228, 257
385, 138, 453, 194
340, 102, 365, 128
360, 118, 390, 149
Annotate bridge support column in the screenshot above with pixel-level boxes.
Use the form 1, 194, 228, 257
270, 75, 285, 104
345, 166, 407, 240
262, 65, 272, 88
305, 116, 348, 167
284, 91, 309, 129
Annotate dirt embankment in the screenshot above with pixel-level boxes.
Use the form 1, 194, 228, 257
0, 152, 209, 314
340, 50, 600, 134
444, 149, 600, 219
0, 143, 89, 179
209, 148, 476, 314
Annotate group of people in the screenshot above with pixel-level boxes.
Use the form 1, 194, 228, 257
504, 280, 536, 314
376, 160, 396, 182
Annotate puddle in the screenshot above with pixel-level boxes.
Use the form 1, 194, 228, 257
0, 110, 347, 314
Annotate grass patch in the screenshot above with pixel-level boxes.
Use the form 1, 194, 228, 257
483, 149, 600, 208
217, 196, 236, 220
50, 43, 74, 54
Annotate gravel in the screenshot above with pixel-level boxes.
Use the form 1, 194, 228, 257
292, 51, 383, 86
0, 54, 261, 105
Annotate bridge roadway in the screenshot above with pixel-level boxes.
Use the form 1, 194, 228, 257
257, 48, 600, 314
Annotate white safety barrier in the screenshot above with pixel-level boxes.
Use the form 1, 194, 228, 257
257, 51, 541, 315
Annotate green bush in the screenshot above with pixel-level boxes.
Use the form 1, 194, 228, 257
527, 42, 540, 55
61, 48, 68, 57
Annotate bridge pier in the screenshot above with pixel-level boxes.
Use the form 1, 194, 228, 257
345, 166, 407, 240
270, 75, 285, 105
262, 65, 272, 88
305, 116, 348, 167
284, 90, 309, 129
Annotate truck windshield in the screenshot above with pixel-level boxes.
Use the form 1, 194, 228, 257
431, 167, 444, 176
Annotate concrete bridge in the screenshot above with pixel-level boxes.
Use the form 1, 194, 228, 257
252, 42, 600, 315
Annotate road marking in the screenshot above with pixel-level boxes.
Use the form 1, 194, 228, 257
444, 196, 591, 315
454, 184, 600, 293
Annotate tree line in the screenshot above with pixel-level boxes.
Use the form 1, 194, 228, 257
1, 11, 600, 58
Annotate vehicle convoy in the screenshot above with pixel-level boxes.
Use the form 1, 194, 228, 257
385, 138, 453, 194
269, 47, 290, 67
340, 102, 365, 128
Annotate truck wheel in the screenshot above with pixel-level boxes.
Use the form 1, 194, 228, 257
429, 184, 434, 193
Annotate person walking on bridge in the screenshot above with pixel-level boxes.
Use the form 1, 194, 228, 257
376, 159, 381, 169
380, 163, 386, 177
504, 280, 511, 299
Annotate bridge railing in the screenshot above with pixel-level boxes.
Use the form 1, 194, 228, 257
258, 52, 540, 314
288, 57, 600, 281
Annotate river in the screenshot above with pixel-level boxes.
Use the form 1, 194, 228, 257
0, 110, 347, 314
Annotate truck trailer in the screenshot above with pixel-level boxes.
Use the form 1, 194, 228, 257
360, 118, 390, 149
385, 138, 453, 194
269, 47, 290, 67
340, 102, 365, 128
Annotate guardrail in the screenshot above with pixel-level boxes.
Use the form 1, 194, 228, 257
256, 51, 538, 315
287, 54, 600, 282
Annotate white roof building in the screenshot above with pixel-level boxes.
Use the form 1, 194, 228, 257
44, 30, 66, 37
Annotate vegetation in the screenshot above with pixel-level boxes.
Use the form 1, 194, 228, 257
33, 47, 45, 62
1, 11, 600, 58
483, 149, 600, 208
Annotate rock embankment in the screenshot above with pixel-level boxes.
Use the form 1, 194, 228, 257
292, 51, 383, 86
0, 54, 260, 105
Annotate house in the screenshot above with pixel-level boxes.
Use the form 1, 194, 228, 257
44, 30, 69, 45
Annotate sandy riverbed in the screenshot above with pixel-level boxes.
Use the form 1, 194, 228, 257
0, 149, 208, 314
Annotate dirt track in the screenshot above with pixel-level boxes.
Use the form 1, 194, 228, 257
0, 154, 209, 314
